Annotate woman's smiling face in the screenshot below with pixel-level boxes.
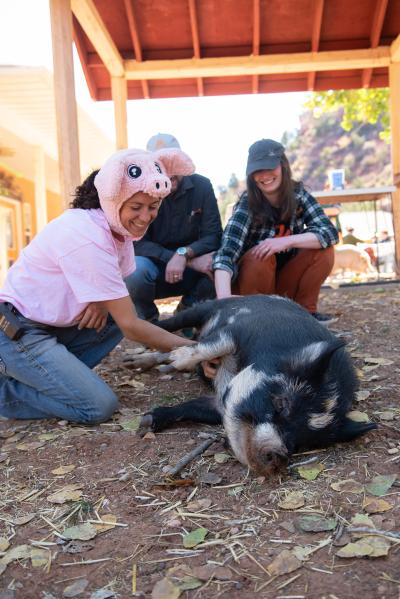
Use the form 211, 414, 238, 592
119, 192, 161, 237
252, 164, 283, 199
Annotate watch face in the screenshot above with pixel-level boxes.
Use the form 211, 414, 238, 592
177, 247, 187, 256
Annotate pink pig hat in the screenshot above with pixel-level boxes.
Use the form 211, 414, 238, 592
94, 147, 195, 237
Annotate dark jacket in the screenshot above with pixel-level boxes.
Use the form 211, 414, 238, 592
134, 174, 222, 263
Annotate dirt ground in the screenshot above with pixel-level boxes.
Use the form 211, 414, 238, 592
0, 283, 399, 599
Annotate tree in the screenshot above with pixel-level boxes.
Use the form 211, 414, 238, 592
305, 88, 390, 142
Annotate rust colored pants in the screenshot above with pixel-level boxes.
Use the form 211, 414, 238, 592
233, 246, 334, 313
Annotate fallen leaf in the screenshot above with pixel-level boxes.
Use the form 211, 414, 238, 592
63, 523, 97, 541
330, 479, 364, 494
125, 379, 145, 389
214, 452, 230, 464
38, 432, 59, 441
297, 515, 337, 533
0, 453, 8, 463
93, 514, 117, 533
51, 465, 76, 475
143, 431, 156, 440
186, 498, 212, 511
364, 357, 394, 366
31, 547, 49, 568
379, 411, 395, 421
363, 497, 393, 514
0, 537, 10, 552
198, 472, 222, 485
267, 549, 302, 576
62, 540, 95, 554
356, 390, 371, 402
152, 577, 181, 599
182, 527, 208, 548
365, 474, 397, 497
62, 578, 89, 597
347, 410, 371, 423
227, 485, 244, 497
297, 462, 324, 480
350, 513, 375, 528
278, 491, 305, 510
47, 485, 83, 504
175, 577, 202, 591
336, 536, 391, 558
89, 589, 116, 599
16, 441, 46, 451
9, 513, 35, 526
0, 544, 32, 565
120, 417, 141, 432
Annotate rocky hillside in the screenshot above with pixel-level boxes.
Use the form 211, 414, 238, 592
283, 109, 392, 191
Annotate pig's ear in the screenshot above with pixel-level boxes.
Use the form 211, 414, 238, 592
335, 418, 377, 443
154, 148, 195, 176
285, 339, 345, 386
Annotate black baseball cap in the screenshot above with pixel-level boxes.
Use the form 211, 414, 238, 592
246, 139, 285, 176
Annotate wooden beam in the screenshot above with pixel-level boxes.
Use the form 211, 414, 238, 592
111, 76, 128, 150
252, 0, 260, 94
49, 0, 81, 209
188, 0, 203, 96
73, 20, 98, 99
389, 62, 400, 268
307, 0, 324, 91
123, 0, 149, 99
391, 34, 400, 63
71, 0, 124, 77
362, 0, 388, 88
33, 146, 48, 232
125, 47, 390, 81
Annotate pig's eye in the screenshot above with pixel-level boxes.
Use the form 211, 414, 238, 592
154, 162, 162, 174
127, 164, 142, 179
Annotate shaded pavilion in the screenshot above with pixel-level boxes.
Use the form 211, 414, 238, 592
49, 0, 400, 264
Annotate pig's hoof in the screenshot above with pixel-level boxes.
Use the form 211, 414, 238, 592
138, 413, 154, 436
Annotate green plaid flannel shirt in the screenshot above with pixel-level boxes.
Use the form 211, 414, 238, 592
213, 186, 339, 275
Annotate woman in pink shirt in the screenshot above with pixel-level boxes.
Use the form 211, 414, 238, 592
0, 148, 195, 423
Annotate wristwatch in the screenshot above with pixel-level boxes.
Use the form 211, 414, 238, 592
176, 246, 193, 259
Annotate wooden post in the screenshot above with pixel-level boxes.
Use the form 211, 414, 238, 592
33, 146, 48, 232
389, 62, 400, 268
49, 0, 81, 209
111, 76, 128, 150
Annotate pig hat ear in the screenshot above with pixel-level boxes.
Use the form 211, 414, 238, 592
153, 148, 195, 177
94, 148, 195, 238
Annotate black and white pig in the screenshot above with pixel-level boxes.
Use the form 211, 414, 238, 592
133, 295, 376, 476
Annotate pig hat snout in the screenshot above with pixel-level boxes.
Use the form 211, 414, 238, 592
94, 147, 195, 237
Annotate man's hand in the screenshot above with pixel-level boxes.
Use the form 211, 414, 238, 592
251, 237, 292, 260
74, 302, 108, 332
187, 252, 214, 279
165, 253, 187, 284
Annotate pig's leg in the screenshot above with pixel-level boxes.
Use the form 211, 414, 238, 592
167, 329, 236, 371
139, 395, 222, 433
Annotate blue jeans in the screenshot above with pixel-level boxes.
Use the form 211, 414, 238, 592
125, 257, 215, 321
0, 311, 123, 423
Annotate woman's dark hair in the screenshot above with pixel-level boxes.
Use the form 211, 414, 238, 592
247, 154, 300, 227
70, 170, 101, 209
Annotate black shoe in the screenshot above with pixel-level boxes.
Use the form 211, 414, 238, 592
311, 311, 338, 325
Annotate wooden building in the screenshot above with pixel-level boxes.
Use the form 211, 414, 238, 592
49, 0, 400, 263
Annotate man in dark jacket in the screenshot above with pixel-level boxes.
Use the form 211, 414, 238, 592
125, 133, 222, 321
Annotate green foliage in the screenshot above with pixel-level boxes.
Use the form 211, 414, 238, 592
305, 88, 390, 142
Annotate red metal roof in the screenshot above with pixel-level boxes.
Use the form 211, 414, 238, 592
73, 0, 400, 101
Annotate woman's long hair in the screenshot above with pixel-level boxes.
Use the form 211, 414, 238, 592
70, 170, 101, 209
247, 154, 300, 227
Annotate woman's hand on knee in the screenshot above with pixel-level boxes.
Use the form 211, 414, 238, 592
251, 237, 291, 260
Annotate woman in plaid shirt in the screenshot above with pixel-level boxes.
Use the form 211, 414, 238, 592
213, 139, 339, 322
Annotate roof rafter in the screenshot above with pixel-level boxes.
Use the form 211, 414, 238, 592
307, 0, 324, 91
252, 0, 260, 94
125, 47, 390, 81
188, 0, 203, 96
391, 34, 400, 62
123, 0, 149, 99
71, 0, 124, 77
362, 0, 388, 88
